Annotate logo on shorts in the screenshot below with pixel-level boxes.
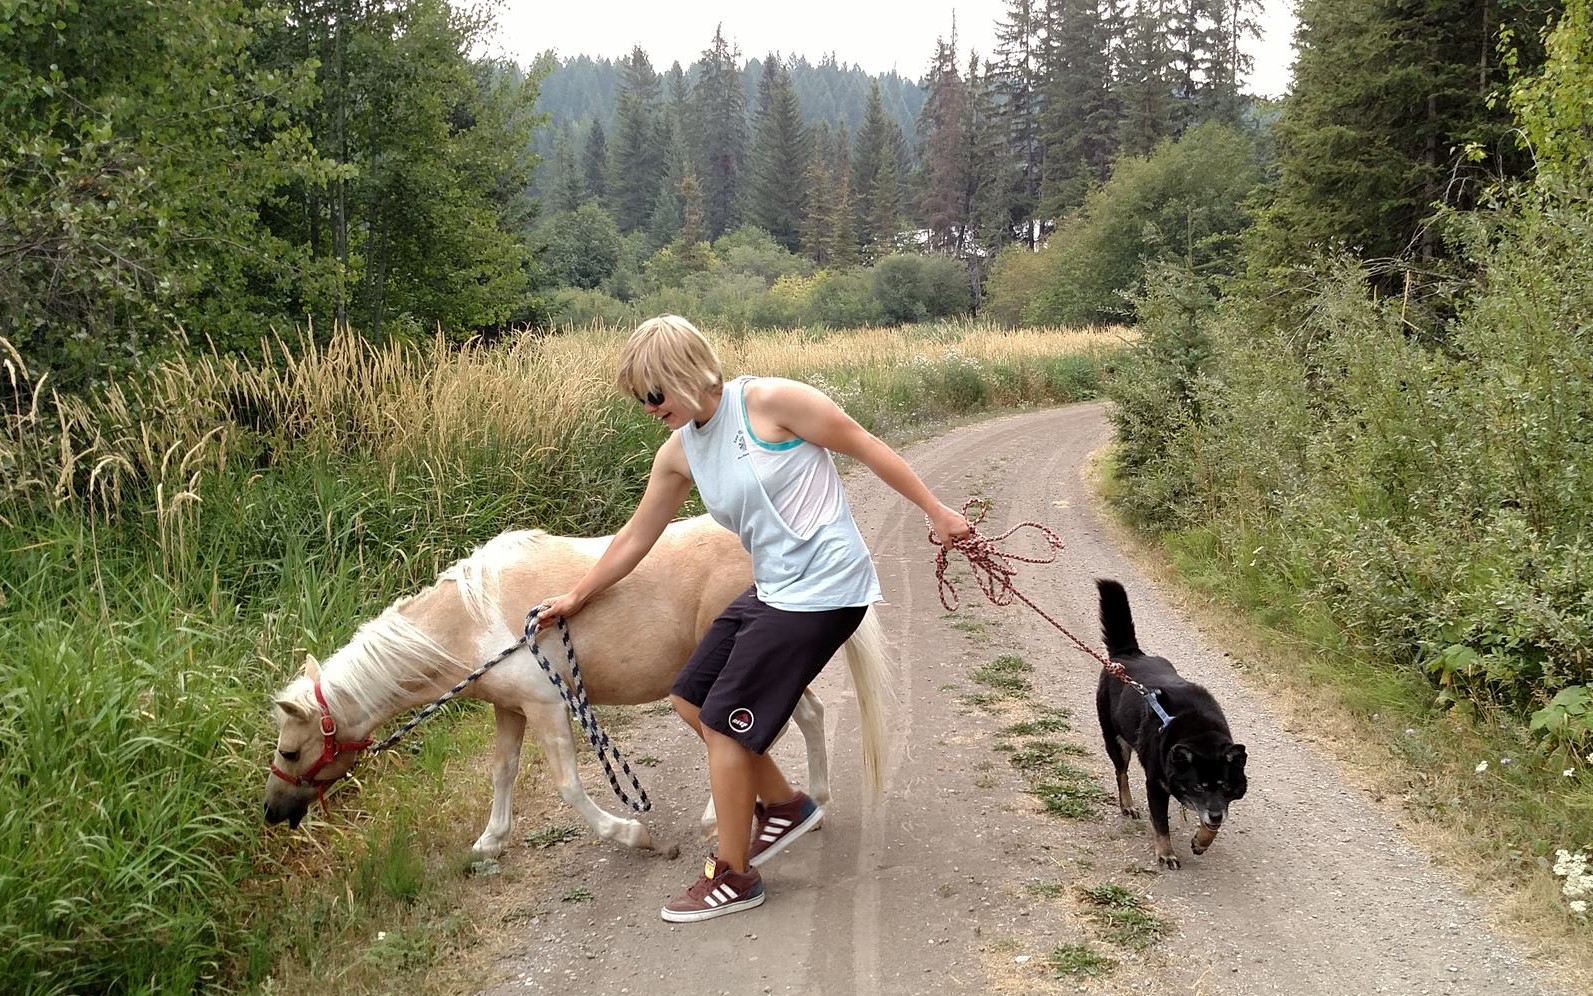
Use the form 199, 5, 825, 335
728, 708, 755, 734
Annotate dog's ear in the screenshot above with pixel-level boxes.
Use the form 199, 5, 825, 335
1225, 744, 1247, 769
1168, 744, 1195, 770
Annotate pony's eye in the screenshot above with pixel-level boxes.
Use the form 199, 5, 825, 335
279, 750, 300, 762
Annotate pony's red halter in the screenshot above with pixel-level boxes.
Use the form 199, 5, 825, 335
269, 679, 372, 810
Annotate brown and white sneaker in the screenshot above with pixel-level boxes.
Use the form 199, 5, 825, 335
660, 854, 765, 923
748, 791, 824, 867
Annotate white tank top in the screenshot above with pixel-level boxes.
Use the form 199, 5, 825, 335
678, 376, 881, 610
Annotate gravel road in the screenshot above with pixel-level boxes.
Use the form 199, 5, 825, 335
467, 403, 1573, 996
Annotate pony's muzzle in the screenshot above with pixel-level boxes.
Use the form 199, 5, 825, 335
263, 794, 309, 829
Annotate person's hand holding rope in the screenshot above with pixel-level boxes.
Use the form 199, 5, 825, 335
925, 501, 973, 550
928, 497, 1066, 613
928, 497, 1126, 679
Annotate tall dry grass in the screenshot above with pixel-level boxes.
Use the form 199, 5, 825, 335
3, 322, 1127, 530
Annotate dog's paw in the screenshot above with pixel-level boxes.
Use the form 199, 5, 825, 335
1157, 852, 1182, 870
1119, 804, 1142, 820
1191, 825, 1218, 855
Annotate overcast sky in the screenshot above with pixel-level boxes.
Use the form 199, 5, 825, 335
485, 0, 1298, 98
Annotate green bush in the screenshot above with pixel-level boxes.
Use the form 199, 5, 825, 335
538, 203, 622, 289
1109, 190, 1593, 735
1028, 121, 1262, 326
548, 287, 638, 328
871, 253, 973, 324
806, 268, 884, 327
982, 244, 1052, 326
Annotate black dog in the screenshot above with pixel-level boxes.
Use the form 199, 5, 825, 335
1094, 578, 1247, 869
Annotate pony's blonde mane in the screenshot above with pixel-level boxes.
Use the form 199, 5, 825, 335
304, 595, 471, 721
441, 528, 550, 628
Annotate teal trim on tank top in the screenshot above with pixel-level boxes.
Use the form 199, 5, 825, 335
739, 380, 802, 451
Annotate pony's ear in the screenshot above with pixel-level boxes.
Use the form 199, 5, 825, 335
303, 654, 321, 681
274, 696, 315, 723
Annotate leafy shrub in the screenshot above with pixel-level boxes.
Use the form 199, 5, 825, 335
713, 225, 814, 283
806, 268, 884, 327
872, 253, 973, 323
549, 287, 637, 328
1028, 121, 1262, 326
982, 244, 1052, 326
538, 203, 622, 289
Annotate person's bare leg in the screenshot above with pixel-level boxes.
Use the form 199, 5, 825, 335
703, 725, 763, 871
672, 694, 794, 803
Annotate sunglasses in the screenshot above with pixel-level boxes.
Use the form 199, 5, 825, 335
634, 388, 665, 407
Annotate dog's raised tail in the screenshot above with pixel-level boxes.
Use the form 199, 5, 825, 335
1096, 578, 1141, 658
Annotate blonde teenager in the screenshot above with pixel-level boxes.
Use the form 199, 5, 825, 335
539, 315, 970, 922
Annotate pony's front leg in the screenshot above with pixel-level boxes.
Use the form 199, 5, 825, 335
472, 704, 527, 857
523, 698, 653, 850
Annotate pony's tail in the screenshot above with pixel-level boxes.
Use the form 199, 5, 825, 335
841, 606, 894, 798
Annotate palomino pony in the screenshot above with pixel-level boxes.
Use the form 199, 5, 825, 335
263, 514, 891, 857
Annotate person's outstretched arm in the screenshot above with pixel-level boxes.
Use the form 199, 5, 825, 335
751, 378, 971, 545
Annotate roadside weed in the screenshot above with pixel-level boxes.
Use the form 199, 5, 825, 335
1077, 883, 1168, 949
1047, 942, 1117, 978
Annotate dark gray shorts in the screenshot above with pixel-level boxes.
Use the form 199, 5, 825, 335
672, 587, 867, 754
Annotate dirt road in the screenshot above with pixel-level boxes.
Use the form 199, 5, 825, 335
468, 403, 1570, 996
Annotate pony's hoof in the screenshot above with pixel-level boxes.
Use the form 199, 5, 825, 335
471, 837, 508, 859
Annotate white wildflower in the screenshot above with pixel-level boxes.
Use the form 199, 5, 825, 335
1566, 769, 1576, 778
1475, 761, 1488, 773
1553, 848, 1592, 919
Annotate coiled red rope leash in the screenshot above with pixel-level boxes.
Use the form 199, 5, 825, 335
930, 497, 1176, 728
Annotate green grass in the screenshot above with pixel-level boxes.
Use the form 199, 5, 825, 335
1077, 883, 1168, 949
1001, 714, 1073, 736
1047, 942, 1117, 978
971, 654, 1034, 696
989, 701, 1101, 822
1032, 778, 1099, 819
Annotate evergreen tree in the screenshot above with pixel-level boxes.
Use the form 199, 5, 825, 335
608, 46, 665, 232
582, 121, 609, 202
690, 25, 748, 239
917, 32, 971, 254
802, 123, 859, 266
1115, 0, 1177, 156
1252, 0, 1549, 287
547, 129, 585, 212
852, 82, 908, 258
967, 54, 1015, 254
992, 0, 1048, 248
744, 59, 812, 251
865, 145, 906, 256
1039, 0, 1122, 216
646, 61, 694, 247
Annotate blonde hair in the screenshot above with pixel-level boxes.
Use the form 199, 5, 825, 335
616, 315, 724, 417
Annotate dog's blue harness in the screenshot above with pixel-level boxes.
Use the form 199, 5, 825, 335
1143, 688, 1176, 730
